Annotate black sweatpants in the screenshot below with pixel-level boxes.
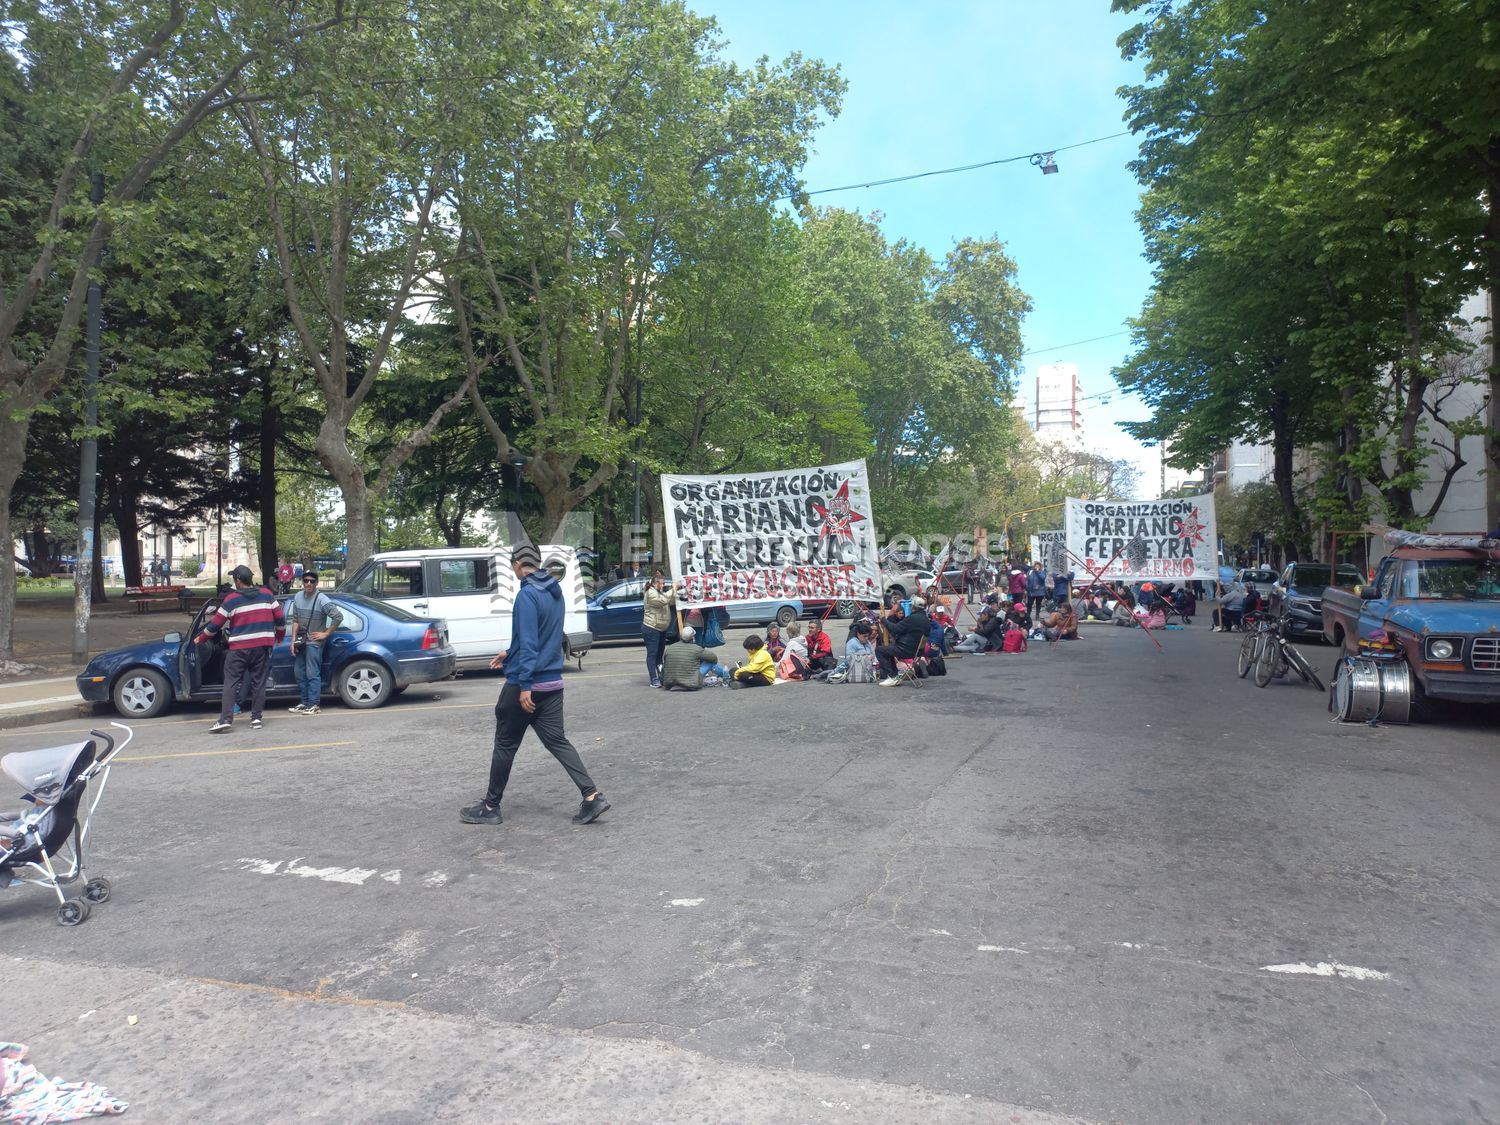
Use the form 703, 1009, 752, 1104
484, 683, 597, 807
220, 647, 271, 722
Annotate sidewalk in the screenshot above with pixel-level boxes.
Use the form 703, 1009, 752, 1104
0, 674, 92, 730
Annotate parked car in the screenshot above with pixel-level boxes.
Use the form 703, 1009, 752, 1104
1268, 561, 1365, 638
340, 545, 592, 669
1238, 567, 1280, 589
586, 578, 807, 641
76, 592, 456, 719
1322, 535, 1500, 713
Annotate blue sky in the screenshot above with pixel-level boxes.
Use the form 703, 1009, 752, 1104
694, 0, 1162, 492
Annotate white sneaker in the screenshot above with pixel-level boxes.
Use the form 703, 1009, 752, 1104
305, 705, 321, 715
288, 703, 308, 714
878, 676, 902, 687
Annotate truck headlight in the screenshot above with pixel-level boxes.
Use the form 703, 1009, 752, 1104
1427, 638, 1456, 660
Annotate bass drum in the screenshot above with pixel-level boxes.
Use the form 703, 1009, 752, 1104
1333, 656, 1412, 724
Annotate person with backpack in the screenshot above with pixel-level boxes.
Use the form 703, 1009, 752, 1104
287, 571, 343, 715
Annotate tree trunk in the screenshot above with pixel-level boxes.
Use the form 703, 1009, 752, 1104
111, 489, 143, 588
317, 420, 376, 570
258, 366, 278, 581
0, 414, 27, 661
1269, 390, 1302, 563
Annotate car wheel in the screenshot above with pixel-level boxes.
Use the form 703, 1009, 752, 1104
886, 585, 906, 599
338, 659, 392, 709
775, 605, 797, 627
111, 667, 172, 718
834, 599, 860, 618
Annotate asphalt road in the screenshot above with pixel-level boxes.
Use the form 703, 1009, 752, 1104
3, 623, 1499, 1123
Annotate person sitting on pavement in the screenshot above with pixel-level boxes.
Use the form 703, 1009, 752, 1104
779, 621, 810, 681
1041, 601, 1079, 641
804, 619, 836, 672
731, 634, 776, 688
1213, 581, 1250, 631
876, 596, 931, 683
927, 603, 955, 655
952, 607, 993, 653
764, 624, 785, 662
1005, 599, 1031, 634
660, 625, 727, 691
1112, 590, 1138, 625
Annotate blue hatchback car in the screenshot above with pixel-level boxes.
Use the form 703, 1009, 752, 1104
76, 592, 457, 719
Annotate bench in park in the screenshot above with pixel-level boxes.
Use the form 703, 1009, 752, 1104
125, 585, 192, 614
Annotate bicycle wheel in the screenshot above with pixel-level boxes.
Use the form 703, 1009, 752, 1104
1254, 633, 1279, 687
1283, 642, 1325, 693
1237, 631, 1258, 678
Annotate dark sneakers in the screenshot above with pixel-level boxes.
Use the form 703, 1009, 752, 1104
572, 792, 611, 825
459, 800, 502, 825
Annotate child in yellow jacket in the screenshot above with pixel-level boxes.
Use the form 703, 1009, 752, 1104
730, 635, 776, 688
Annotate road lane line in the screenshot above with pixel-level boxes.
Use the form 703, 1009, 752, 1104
118, 740, 355, 762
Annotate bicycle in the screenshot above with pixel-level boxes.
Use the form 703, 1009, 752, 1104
1235, 611, 1272, 678
1253, 616, 1326, 692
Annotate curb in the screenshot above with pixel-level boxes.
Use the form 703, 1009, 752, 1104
0, 702, 99, 732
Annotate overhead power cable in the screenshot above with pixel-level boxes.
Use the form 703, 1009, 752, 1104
787, 131, 1131, 200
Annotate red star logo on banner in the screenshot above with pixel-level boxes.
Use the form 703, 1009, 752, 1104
1179, 507, 1207, 548
813, 479, 867, 542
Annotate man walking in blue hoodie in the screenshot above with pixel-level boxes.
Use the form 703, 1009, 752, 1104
460, 543, 610, 826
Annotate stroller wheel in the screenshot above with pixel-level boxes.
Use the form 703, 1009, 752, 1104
84, 877, 112, 904
58, 898, 91, 926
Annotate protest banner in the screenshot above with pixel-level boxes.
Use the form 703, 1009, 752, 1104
1029, 531, 1067, 572
1064, 492, 1217, 580
660, 459, 882, 608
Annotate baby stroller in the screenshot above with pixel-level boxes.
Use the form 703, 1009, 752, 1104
0, 722, 130, 926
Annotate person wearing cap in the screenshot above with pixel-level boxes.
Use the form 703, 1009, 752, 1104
660, 625, 727, 690
194, 565, 285, 733
461, 543, 609, 827
287, 570, 343, 715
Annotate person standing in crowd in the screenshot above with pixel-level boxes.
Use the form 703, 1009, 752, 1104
287, 571, 343, 715
641, 568, 675, 688
1008, 567, 1027, 603
195, 565, 285, 734
1026, 562, 1048, 618
1050, 567, 1074, 608
461, 543, 609, 827
275, 557, 295, 595
876, 596, 930, 685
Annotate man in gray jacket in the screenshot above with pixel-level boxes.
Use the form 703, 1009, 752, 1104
287, 571, 343, 714
660, 626, 728, 690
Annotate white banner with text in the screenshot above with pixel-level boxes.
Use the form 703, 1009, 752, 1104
660, 460, 881, 608
1064, 493, 1217, 580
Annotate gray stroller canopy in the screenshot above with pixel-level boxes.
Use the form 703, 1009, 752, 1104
2, 742, 93, 805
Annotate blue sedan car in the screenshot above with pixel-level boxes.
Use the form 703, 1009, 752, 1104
76, 593, 457, 719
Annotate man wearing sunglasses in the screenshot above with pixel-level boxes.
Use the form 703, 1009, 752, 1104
287, 570, 343, 715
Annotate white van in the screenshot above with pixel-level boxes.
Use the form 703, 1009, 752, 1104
340, 546, 593, 670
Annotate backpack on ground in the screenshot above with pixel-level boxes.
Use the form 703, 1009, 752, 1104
1002, 629, 1028, 653
845, 651, 876, 683
926, 651, 948, 676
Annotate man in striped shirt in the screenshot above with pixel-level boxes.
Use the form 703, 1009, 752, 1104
195, 565, 286, 733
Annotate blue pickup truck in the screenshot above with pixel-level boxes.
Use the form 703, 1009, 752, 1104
1321, 535, 1500, 712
